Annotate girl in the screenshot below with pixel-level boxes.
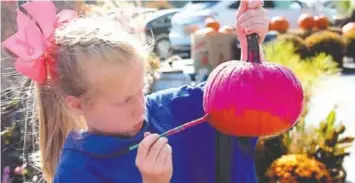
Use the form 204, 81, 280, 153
3, 0, 269, 183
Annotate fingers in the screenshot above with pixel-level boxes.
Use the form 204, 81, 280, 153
146, 137, 168, 161
240, 16, 267, 30
248, 0, 264, 9
238, 8, 268, 23
236, 0, 249, 18
163, 145, 172, 167
157, 144, 172, 165
244, 24, 268, 35
137, 133, 159, 161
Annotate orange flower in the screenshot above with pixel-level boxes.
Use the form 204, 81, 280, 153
266, 154, 331, 183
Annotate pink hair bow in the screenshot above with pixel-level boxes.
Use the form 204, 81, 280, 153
2, 1, 77, 84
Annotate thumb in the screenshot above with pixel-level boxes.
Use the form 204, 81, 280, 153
236, 0, 249, 18
248, 0, 264, 9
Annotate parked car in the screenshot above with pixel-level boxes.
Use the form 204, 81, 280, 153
132, 8, 157, 19
169, 0, 313, 56
144, 8, 181, 60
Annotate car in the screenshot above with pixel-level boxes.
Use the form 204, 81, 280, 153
169, 0, 313, 56
132, 7, 157, 19
312, 0, 345, 26
144, 9, 181, 60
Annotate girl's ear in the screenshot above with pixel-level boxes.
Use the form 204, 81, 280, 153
66, 96, 84, 116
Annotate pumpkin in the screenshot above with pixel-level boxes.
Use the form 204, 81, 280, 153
269, 16, 289, 33
342, 22, 355, 38
219, 25, 234, 34
205, 17, 220, 32
298, 13, 315, 30
314, 15, 329, 30
195, 27, 218, 36
203, 33, 304, 137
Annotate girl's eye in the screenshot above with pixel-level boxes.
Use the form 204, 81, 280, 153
125, 97, 131, 104
114, 98, 129, 106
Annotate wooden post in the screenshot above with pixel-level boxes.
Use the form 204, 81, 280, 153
215, 132, 234, 183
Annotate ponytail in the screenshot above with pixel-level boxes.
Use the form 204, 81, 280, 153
36, 84, 85, 182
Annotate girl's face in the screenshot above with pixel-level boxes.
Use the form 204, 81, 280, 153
69, 59, 146, 137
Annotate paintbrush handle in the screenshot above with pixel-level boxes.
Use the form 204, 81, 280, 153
129, 114, 209, 151
83, 114, 209, 158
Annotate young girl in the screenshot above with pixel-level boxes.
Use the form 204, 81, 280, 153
3, 1, 269, 183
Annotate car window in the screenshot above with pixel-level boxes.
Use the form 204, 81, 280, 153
273, 1, 302, 9
183, 1, 219, 11
263, 1, 275, 8
152, 13, 175, 26
228, 1, 240, 9
154, 17, 165, 25
165, 13, 175, 23
229, 1, 274, 9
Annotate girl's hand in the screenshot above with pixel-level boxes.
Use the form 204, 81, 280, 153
235, 0, 269, 60
136, 132, 173, 183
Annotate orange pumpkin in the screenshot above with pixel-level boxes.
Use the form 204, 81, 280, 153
205, 17, 220, 32
219, 25, 234, 34
298, 13, 315, 30
342, 22, 355, 38
196, 27, 218, 36
269, 16, 289, 33
314, 15, 329, 29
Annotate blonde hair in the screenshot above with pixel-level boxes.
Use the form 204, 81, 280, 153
37, 15, 152, 182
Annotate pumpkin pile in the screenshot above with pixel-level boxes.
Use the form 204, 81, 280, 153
314, 15, 329, 30
195, 17, 235, 36
269, 16, 289, 33
298, 13, 316, 31
297, 13, 330, 31
269, 14, 331, 34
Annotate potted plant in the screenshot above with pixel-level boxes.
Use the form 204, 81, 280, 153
265, 154, 332, 183
311, 109, 354, 182
280, 107, 354, 182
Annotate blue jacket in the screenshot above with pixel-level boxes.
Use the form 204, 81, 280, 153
53, 83, 258, 183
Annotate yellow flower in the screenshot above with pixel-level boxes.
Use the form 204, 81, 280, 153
266, 154, 331, 183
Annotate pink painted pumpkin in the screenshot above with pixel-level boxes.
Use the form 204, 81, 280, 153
203, 34, 304, 137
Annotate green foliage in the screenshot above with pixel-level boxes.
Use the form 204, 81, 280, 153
256, 40, 342, 181
312, 108, 354, 169
263, 40, 339, 92
277, 34, 309, 59
287, 29, 314, 39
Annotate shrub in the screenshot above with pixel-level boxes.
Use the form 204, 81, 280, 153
305, 31, 347, 67
256, 41, 340, 182
277, 34, 309, 58
265, 154, 331, 183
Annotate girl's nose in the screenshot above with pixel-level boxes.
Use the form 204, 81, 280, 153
131, 95, 145, 118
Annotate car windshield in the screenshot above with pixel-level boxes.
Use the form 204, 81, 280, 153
183, 1, 219, 11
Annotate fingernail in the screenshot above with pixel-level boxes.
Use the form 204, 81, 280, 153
144, 132, 150, 137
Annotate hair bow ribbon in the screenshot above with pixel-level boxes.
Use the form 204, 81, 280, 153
2, 1, 77, 84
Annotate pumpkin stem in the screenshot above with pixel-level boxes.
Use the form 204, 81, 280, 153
247, 33, 261, 63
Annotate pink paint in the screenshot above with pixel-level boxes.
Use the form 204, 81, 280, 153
201, 0, 304, 136
2, 166, 10, 183
203, 60, 303, 136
